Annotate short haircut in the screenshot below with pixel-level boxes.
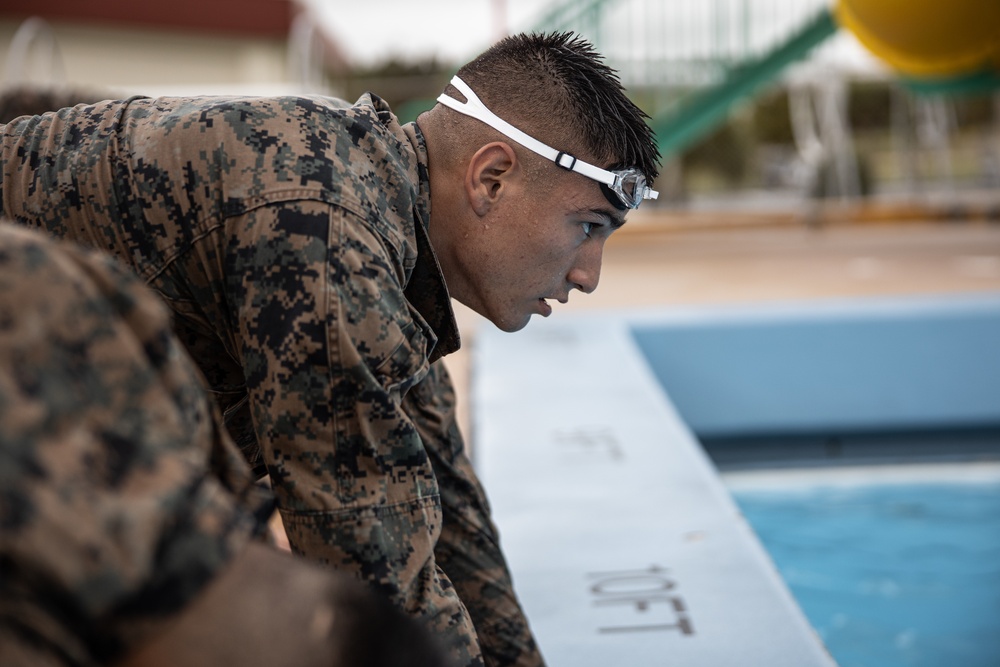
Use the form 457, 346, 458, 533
455, 32, 660, 183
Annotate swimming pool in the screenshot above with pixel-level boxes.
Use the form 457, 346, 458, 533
725, 464, 1000, 667
629, 294, 1000, 666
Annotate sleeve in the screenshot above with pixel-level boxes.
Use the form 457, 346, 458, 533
402, 360, 547, 667
226, 200, 484, 667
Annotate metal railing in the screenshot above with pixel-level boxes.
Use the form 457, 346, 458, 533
533, 0, 833, 89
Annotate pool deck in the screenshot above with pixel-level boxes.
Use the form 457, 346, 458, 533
474, 311, 839, 666
454, 208, 1000, 666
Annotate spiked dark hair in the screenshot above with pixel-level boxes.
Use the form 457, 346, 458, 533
454, 31, 660, 183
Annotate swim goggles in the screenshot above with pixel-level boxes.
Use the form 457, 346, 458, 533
436, 76, 658, 210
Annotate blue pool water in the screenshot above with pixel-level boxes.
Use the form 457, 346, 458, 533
728, 470, 1000, 667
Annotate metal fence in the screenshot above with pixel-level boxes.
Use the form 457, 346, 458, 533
533, 0, 833, 88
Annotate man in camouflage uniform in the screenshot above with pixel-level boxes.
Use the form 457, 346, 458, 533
0, 223, 448, 667
0, 32, 660, 666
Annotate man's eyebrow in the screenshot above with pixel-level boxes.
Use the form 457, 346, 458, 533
592, 208, 626, 230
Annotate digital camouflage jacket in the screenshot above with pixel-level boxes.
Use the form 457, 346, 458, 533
0, 92, 542, 667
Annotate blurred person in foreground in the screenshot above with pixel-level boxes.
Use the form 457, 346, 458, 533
0, 31, 660, 667
0, 222, 448, 667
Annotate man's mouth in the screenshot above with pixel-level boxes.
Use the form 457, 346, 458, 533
538, 298, 552, 317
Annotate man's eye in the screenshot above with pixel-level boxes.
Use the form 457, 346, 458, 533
582, 221, 594, 237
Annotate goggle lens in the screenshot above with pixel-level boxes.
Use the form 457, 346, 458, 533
601, 169, 649, 210
619, 172, 643, 207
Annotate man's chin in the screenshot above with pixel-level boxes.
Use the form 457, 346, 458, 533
492, 311, 532, 333
460, 299, 533, 333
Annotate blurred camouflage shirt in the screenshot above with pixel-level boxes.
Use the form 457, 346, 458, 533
1, 93, 542, 667
0, 222, 271, 666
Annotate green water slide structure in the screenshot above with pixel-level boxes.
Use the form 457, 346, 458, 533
648, 9, 837, 159
532, 0, 841, 161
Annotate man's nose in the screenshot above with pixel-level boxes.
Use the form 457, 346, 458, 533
567, 242, 603, 294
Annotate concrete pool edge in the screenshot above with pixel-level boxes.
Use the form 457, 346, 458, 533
473, 310, 837, 666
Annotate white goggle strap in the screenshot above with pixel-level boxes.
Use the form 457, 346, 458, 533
436, 76, 617, 188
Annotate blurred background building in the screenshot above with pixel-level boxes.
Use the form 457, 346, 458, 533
0, 1, 347, 96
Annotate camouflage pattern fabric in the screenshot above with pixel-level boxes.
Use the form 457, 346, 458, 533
405, 362, 543, 665
0, 222, 271, 666
0, 93, 543, 667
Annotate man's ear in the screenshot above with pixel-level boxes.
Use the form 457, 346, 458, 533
465, 142, 518, 216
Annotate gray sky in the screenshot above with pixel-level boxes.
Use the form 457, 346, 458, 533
302, 0, 555, 66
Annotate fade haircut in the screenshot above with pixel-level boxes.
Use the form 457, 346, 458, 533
454, 31, 660, 183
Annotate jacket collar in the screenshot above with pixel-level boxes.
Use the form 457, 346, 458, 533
400, 120, 461, 362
